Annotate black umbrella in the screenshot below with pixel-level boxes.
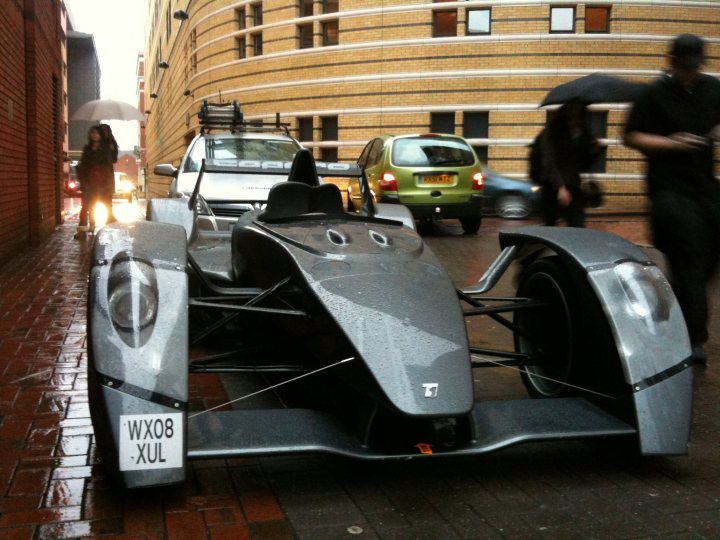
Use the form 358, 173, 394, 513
541, 73, 647, 107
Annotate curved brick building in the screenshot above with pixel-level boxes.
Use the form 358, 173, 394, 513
144, 0, 719, 211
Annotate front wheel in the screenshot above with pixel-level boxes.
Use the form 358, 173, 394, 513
459, 216, 481, 234
515, 258, 576, 398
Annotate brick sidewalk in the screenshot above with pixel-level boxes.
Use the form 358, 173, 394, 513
0, 221, 291, 539
1, 216, 720, 539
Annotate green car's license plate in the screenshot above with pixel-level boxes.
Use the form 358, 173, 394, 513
419, 174, 454, 185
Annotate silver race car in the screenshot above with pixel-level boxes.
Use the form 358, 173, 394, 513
87, 110, 693, 489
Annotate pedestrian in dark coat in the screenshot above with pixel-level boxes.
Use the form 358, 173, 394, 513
624, 34, 720, 363
98, 123, 119, 164
75, 125, 114, 238
537, 101, 599, 227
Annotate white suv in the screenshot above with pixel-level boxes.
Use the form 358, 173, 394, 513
155, 103, 302, 232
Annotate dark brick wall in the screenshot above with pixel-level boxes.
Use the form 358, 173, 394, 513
0, 0, 64, 267
0, 1, 31, 263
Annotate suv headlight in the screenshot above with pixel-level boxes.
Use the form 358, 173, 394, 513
194, 195, 212, 216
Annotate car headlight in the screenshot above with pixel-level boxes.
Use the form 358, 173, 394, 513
119, 180, 134, 193
107, 255, 159, 348
614, 262, 671, 324
194, 195, 212, 216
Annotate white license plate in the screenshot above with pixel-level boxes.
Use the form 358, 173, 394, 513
119, 413, 184, 471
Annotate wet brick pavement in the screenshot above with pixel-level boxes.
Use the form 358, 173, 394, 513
1, 206, 720, 539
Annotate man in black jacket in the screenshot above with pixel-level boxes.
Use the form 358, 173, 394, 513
624, 34, 720, 363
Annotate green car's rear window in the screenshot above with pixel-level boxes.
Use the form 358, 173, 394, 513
391, 138, 476, 167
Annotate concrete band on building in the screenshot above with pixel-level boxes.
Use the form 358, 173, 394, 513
144, 0, 720, 213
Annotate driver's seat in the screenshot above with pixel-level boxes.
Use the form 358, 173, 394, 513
259, 182, 344, 222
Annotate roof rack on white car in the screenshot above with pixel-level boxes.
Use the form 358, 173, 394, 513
198, 100, 290, 136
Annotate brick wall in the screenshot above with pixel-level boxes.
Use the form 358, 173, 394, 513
0, 0, 64, 268
0, 1, 31, 263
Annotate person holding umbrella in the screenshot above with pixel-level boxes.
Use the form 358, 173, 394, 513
74, 125, 115, 239
624, 34, 720, 364
533, 73, 646, 227
534, 101, 600, 227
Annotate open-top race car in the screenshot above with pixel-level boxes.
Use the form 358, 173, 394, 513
87, 111, 693, 489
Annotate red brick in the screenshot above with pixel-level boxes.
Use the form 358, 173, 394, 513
203, 506, 245, 525
0, 526, 36, 540
44, 478, 85, 507
165, 511, 207, 540
240, 491, 285, 522
8, 468, 51, 497
123, 497, 166, 535
209, 522, 251, 540
0, 505, 82, 527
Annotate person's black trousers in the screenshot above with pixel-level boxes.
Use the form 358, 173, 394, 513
541, 184, 586, 227
650, 190, 720, 348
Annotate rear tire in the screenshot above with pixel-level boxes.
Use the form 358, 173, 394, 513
460, 216, 481, 234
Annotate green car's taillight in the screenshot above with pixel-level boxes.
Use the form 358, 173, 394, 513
379, 172, 397, 191
472, 171, 484, 190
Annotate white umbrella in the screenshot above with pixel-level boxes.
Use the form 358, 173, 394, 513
71, 99, 145, 121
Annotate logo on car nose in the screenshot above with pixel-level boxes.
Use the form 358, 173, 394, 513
422, 383, 439, 398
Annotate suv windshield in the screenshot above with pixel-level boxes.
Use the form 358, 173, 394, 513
207, 138, 299, 161
391, 137, 476, 167
183, 136, 300, 173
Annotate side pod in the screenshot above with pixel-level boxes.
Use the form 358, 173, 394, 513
500, 226, 693, 455
88, 222, 189, 488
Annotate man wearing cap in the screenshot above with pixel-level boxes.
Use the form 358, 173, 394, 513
624, 34, 720, 364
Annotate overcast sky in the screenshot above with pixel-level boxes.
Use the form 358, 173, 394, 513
66, 0, 146, 150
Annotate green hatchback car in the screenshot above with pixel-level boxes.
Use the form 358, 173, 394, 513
349, 134, 484, 233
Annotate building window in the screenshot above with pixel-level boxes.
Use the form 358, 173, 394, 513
190, 29, 197, 74
585, 6, 610, 33
299, 23, 313, 49
550, 6, 575, 33
322, 20, 339, 46
298, 117, 313, 142
463, 112, 489, 162
467, 9, 491, 35
236, 7, 246, 30
321, 116, 338, 162
431, 112, 455, 134
433, 8, 457, 37
237, 37, 246, 59
252, 3, 263, 26
252, 33, 263, 56
322, 0, 338, 14
463, 112, 489, 139
300, 0, 313, 16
